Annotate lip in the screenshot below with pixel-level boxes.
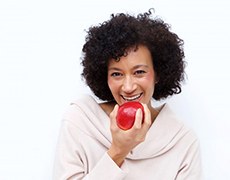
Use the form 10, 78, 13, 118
121, 93, 143, 102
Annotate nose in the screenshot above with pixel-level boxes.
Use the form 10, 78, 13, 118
122, 76, 136, 93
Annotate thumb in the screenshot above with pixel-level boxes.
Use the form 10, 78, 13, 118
133, 108, 143, 129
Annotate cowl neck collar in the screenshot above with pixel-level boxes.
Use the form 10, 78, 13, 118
70, 95, 186, 160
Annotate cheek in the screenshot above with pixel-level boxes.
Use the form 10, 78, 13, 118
107, 78, 112, 90
145, 71, 155, 84
107, 78, 117, 92
145, 73, 155, 97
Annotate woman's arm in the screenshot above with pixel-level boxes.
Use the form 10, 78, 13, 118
53, 120, 128, 180
175, 139, 203, 180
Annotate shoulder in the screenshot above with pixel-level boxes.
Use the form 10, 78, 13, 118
70, 94, 97, 107
61, 95, 112, 136
156, 103, 199, 143
62, 94, 99, 122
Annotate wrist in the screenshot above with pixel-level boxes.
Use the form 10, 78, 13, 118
107, 145, 128, 167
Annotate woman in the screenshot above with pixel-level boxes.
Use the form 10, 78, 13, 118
53, 9, 202, 179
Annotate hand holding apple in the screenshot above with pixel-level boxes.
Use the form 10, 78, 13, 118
116, 101, 144, 130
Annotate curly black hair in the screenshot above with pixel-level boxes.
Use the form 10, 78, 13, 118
81, 9, 185, 101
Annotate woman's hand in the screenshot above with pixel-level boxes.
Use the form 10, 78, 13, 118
107, 103, 152, 166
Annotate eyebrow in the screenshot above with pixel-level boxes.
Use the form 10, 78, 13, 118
108, 67, 121, 71
133, 64, 149, 69
108, 64, 149, 71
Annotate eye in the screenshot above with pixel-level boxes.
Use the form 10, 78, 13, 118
110, 72, 122, 77
134, 70, 146, 75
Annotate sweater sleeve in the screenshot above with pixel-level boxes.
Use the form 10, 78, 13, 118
175, 139, 203, 180
53, 120, 128, 180
85, 153, 128, 180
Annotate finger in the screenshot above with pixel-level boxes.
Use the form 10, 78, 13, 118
133, 108, 143, 129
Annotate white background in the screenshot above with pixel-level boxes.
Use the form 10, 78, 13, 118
0, 0, 229, 179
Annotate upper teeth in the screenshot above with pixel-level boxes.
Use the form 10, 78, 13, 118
123, 94, 141, 101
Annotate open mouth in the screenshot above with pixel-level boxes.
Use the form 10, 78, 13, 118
121, 93, 143, 101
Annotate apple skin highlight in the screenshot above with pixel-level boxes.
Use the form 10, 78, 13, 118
116, 102, 144, 130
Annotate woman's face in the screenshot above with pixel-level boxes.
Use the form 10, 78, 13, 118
107, 45, 157, 106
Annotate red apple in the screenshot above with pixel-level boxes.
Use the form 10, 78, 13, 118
116, 101, 144, 130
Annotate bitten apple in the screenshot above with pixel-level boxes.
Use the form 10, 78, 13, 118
116, 101, 144, 130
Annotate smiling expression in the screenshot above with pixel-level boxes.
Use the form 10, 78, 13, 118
107, 45, 157, 106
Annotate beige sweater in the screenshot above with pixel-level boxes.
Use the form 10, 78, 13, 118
53, 95, 202, 180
